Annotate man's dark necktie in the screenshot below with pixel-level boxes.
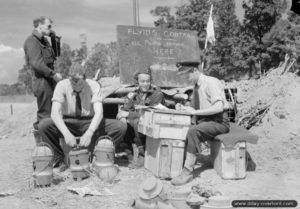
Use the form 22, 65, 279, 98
191, 84, 200, 124
75, 91, 82, 117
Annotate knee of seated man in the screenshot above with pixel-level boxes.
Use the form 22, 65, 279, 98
116, 120, 127, 133
38, 118, 54, 133
187, 125, 200, 135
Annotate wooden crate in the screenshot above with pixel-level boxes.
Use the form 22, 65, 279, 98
138, 109, 191, 140
145, 137, 185, 179
210, 140, 246, 179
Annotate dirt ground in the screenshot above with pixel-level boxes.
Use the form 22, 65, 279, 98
0, 68, 299, 209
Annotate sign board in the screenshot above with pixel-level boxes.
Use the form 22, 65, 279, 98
117, 25, 201, 87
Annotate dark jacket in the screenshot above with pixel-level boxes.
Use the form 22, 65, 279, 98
24, 30, 56, 78
123, 85, 165, 120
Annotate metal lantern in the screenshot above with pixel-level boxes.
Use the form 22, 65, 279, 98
94, 136, 115, 168
97, 165, 119, 183
69, 138, 90, 180
94, 136, 119, 182
32, 142, 53, 187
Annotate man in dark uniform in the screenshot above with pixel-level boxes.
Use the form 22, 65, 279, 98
24, 16, 62, 129
117, 68, 165, 168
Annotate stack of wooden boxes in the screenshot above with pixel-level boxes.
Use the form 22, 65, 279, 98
138, 109, 191, 179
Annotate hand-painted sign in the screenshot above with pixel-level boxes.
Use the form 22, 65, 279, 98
117, 25, 201, 87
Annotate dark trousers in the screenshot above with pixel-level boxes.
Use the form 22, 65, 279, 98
186, 120, 230, 154
38, 118, 127, 163
32, 77, 56, 128
127, 118, 146, 148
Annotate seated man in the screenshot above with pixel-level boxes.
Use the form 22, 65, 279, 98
117, 68, 165, 168
38, 62, 127, 169
171, 61, 230, 186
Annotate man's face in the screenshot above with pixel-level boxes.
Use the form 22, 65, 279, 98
39, 19, 52, 36
70, 74, 85, 92
137, 73, 151, 93
181, 67, 200, 85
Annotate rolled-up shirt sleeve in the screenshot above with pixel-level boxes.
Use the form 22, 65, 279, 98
90, 81, 103, 103
207, 79, 225, 105
52, 81, 65, 103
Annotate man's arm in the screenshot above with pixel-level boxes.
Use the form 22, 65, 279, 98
80, 101, 103, 147
194, 100, 224, 115
177, 100, 223, 116
149, 90, 165, 106
51, 101, 77, 147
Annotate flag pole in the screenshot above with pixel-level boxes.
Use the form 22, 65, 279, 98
202, 4, 214, 70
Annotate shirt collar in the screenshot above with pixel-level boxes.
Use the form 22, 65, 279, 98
32, 29, 43, 40
197, 73, 205, 87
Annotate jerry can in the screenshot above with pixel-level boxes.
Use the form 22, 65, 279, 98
69, 138, 90, 180
94, 136, 115, 168
32, 142, 53, 187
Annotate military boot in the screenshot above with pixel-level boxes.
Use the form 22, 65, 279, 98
171, 152, 196, 186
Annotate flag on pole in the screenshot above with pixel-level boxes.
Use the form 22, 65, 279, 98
206, 4, 215, 44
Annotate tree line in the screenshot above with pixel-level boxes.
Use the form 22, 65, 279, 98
1, 42, 119, 95
2, 0, 299, 96
151, 0, 300, 79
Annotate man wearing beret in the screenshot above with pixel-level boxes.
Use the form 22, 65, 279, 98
171, 61, 230, 185
38, 62, 127, 169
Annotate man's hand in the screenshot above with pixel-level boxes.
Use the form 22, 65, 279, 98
175, 103, 196, 114
63, 132, 77, 147
116, 110, 129, 120
181, 106, 196, 114
53, 73, 63, 82
80, 129, 94, 147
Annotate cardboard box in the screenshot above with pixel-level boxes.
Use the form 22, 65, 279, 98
210, 140, 246, 179
138, 109, 191, 140
145, 137, 185, 179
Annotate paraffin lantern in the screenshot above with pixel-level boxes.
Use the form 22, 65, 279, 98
69, 138, 90, 180
32, 142, 53, 187
94, 136, 115, 168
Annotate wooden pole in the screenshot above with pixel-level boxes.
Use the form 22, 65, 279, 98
136, 0, 140, 26
202, 5, 213, 70
133, 0, 137, 26
10, 104, 13, 115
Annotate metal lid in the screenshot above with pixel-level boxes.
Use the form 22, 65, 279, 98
69, 148, 89, 156
95, 139, 114, 150
32, 145, 53, 157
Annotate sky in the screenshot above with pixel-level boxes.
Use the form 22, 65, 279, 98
0, 0, 243, 84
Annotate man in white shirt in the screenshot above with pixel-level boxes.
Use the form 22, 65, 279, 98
38, 62, 127, 168
171, 61, 230, 185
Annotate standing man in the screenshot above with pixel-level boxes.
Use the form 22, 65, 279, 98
24, 16, 62, 129
38, 63, 127, 168
171, 61, 230, 186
